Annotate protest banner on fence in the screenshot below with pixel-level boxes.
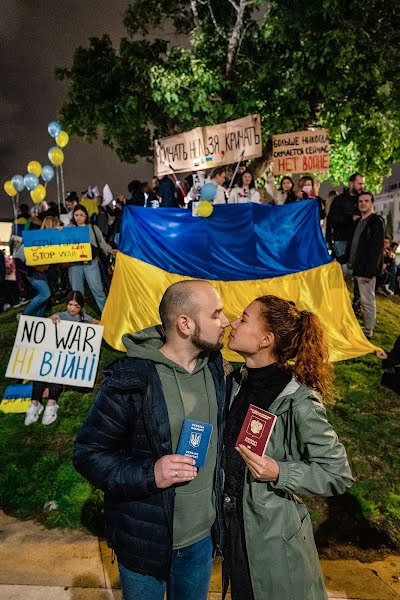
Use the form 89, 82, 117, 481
22, 226, 92, 267
154, 114, 262, 176
272, 128, 330, 174
0, 383, 32, 413
6, 316, 103, 388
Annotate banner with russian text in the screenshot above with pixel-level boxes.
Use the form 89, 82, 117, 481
6, 316, 103, 387
23, 226, 92, 266
154, 114, 262, 177
272, 128, 329, 174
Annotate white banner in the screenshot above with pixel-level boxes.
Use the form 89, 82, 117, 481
154, 114, 262, 177
6, 316, 104, 388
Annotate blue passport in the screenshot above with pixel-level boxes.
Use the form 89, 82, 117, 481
176, 419, 213, 467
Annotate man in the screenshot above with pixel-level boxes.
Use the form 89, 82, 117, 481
328, 172, 365, 264
350, 192, 385, 339
73, 280, 229, 600
210, 167, 227, 204
60, 191, 79, 225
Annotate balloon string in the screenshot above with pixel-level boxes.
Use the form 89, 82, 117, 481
60, 164, 65, 206
55, 166, 61, 213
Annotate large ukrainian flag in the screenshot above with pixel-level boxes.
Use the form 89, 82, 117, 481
102, 201, 377, 362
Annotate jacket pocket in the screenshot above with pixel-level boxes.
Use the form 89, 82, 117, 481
283, 497, 309, 541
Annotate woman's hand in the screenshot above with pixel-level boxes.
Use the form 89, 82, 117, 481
110, 249, 118, 255
236, 445, 280, 482
91, 318, 100, 325
50, 314, 61, 324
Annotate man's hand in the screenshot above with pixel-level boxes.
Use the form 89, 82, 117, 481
236, 445, 280, 482
154, 454, 197, 489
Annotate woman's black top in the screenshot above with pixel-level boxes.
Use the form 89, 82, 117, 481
223, 363, 291, 500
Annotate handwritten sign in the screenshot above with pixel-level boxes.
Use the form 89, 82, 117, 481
6, 316, 103, 388
272, 128, 330, 174
155, 114, 262, 177
0, 383, 32, 413
22, 226, 92, 266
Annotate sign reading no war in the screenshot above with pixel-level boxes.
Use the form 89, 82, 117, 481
154, 114, 262, 177
6, 316, 104, 388
23, 226, 92, 266
272, 128, 330, 174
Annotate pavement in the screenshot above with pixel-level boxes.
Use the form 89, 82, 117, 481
0, 511, 399, 599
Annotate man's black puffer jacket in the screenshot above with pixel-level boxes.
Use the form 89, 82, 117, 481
73, 354, 225, 580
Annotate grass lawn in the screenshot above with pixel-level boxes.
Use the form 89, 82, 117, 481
0, 294, 399, 556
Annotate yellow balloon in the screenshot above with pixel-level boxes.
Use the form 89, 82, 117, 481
4, 180, 17, 197
197, 200, 214, 218
56, 131, 69, 148
48, 147, 64, 166
27, 160, 42, 177
30, 184, 47, 204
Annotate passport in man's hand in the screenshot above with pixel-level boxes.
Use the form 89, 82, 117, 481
176, 419, 213, 467
236, 404, 277, 456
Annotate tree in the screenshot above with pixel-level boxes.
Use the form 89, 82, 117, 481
56, 0, 400, 190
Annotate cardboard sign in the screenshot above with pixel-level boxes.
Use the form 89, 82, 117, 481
272, 128, 330, 174
0, 383, 33, 413
154, 114, 262, 177
22, 226, 92, 266
6, 316, 104, 388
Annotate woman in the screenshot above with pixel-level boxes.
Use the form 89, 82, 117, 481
296, 175, 326, 220
265, 164, 296, 205
223, 295, 354, 600
229, 169, 261, 204
68, 204, 116, 312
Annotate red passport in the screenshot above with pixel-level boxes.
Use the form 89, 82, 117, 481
236, 404, 277, 456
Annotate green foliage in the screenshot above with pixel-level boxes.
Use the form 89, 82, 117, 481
57, 0, 400, 189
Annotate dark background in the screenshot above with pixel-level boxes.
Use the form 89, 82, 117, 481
0, 0, 153, 219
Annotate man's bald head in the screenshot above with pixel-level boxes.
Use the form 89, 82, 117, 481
159, 280, 215, 334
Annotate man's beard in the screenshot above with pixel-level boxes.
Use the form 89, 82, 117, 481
192, 322, 224, 352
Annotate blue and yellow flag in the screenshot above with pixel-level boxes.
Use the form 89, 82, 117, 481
23, 226, 92, 266
102, 202, 377, 361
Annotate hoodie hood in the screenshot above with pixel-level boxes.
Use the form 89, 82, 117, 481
122, 326, 209, 374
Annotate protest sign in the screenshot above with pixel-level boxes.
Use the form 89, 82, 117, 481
154, 114, 262, 176
272, 128, 330, 174
22, 226, 92, 267
0, 383, 32, 413
6, 316, 103, 388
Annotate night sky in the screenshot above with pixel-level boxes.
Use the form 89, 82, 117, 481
0, 0, 153, 219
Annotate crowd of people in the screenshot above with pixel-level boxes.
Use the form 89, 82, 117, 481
1, 165, 398, 344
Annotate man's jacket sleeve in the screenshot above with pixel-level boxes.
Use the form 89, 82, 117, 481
73, 383, 158, 500
364, 217, 385, 279
273, 401, 354, 497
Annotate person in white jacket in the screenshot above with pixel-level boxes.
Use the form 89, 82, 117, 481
228, 169, 261, 204
265, 163, 296, 205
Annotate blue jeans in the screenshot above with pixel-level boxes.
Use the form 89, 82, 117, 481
118, 535, 213, 600
23, 276, 51, 316
68, 259, 106, 312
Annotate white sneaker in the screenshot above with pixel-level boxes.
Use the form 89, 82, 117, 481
24, 403, 44, 426
42, 404, 59, 425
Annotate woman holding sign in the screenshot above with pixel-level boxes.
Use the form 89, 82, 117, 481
24, 291, 99, 426
222, 296, 354, 600
69, 205, 117, 312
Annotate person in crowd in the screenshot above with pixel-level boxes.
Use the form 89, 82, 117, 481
144, 180, 161, 207
223, 295, 354, 600
390, 241, 400, 293
379, 335, 400, 395
296, 175, 326, 220
68, 204, 116, 313
327, 173, 364, 264
265, 164, 296, 205
377, 236, 396, 296
210, 167, 228, 204
91, 194, 110, 239
158, 175, 179, 207
324, 190, 338, 249
65, 191, 79, 218
125, 180, 146, 206
349, 192, 385, 340
228, 169, 261, 204
14, 204, 30, 236
24, 290, 99, 427
73, 280, 229, 600
39, 216, 70, 302
0, 250, 10, 311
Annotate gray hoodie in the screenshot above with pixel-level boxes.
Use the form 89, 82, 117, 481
122, 327, 218, 550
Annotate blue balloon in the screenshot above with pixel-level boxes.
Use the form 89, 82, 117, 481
11, 174, 25, 192
48, 120, 61, 138
200, 182, 217, 201
41, 165, 55, 182
24, 173, 39, 191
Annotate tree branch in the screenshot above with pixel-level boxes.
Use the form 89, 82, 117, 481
190, 0, 201, 27
226, 0, 247, 75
